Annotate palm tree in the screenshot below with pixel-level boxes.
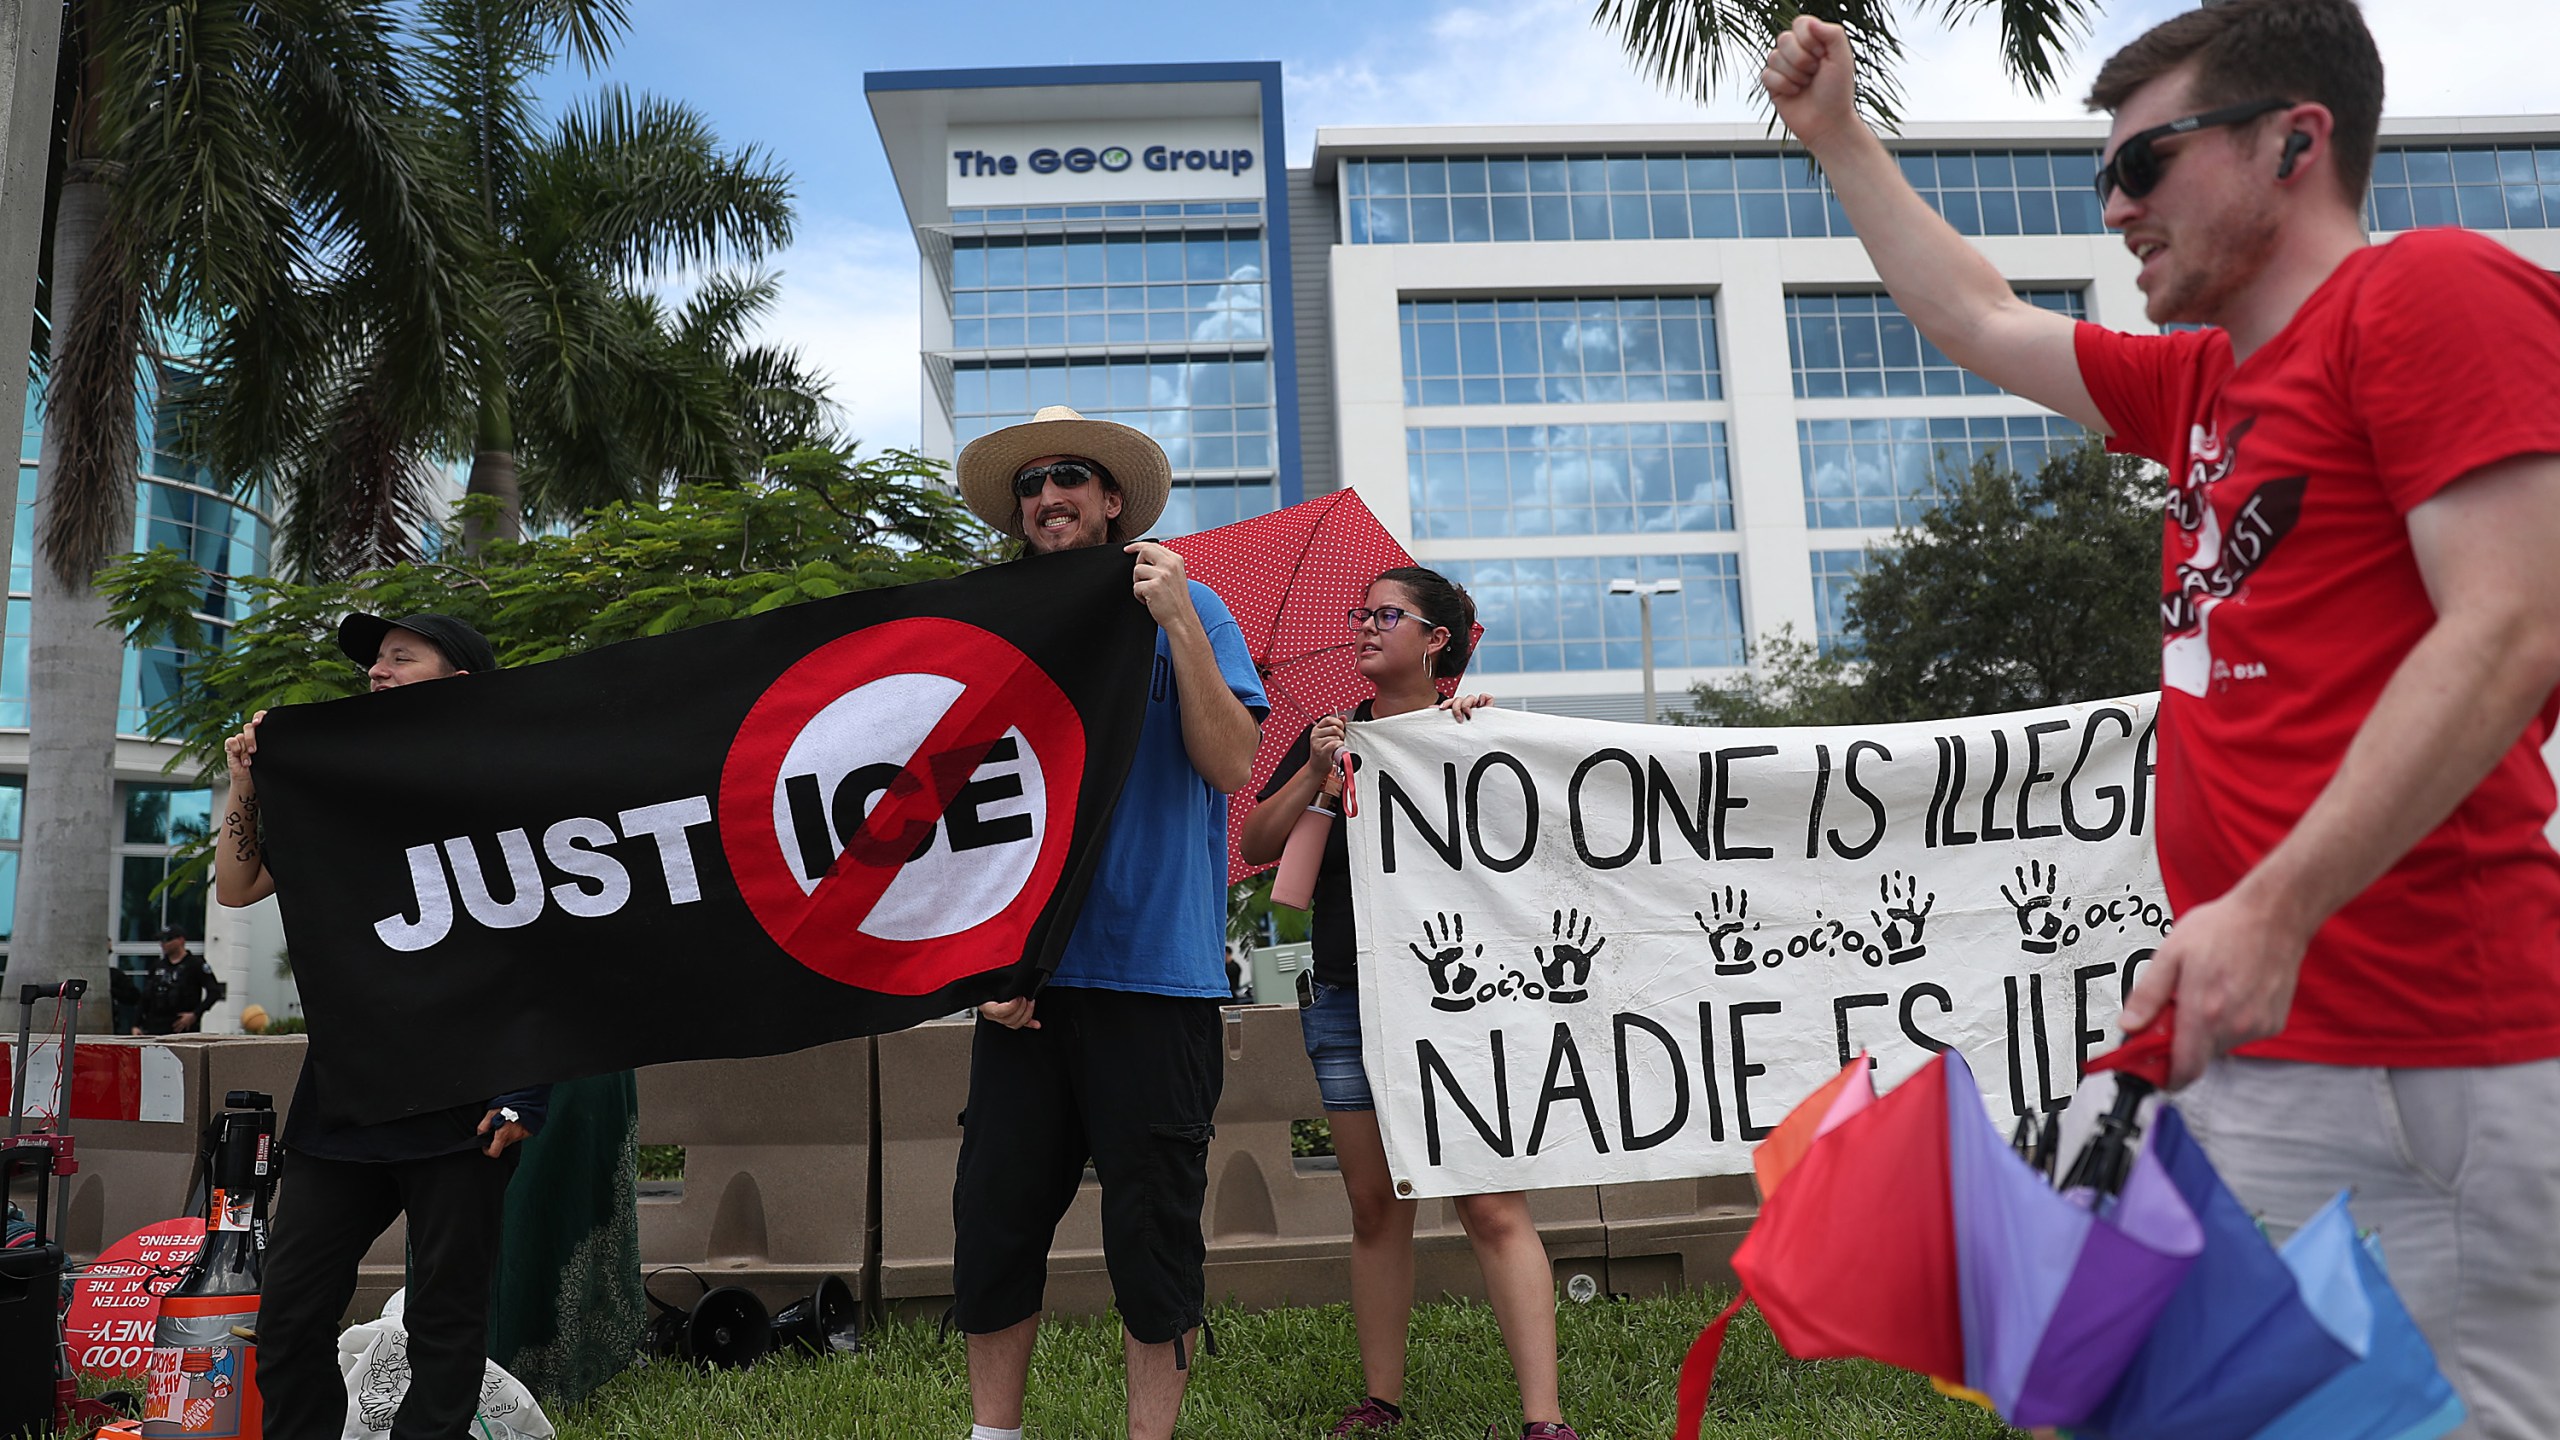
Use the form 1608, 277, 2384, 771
408, 0, 792, 548
1590, 0, 2102, 130
15, 0, 473, 1007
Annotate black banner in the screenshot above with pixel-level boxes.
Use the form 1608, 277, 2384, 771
256, 547, 1156, 1124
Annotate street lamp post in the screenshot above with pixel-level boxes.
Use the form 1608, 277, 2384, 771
1609, 577, 1683, 723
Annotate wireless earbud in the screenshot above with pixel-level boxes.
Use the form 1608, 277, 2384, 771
2277, 131, 2312, 180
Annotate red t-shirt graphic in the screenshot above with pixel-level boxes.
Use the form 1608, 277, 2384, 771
2076, 228, 2560, 1067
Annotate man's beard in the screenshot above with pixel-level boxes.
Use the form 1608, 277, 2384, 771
2146, 191, 2282, 328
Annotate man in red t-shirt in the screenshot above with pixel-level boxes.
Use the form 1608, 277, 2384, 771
1761, 2, 2560, 1433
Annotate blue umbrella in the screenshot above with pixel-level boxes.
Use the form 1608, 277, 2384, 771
2073, 1104, 2361, 1439
2250, 1195, 2465, 1440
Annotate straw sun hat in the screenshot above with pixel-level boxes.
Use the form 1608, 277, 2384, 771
955, 405, 1172, 541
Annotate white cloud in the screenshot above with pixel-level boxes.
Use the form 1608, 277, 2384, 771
755, 219, 925, 451
787, 0, 2559, 450
1283, 0, 2559, 154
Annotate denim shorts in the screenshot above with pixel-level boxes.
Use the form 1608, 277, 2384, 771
1298, 980, 1376, 1112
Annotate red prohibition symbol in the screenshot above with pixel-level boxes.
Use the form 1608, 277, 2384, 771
720, 617, 1086, 995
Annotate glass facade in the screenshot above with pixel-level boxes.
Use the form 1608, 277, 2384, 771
2367, 145, 2560, 233
1799, 414, 2085, 529
1344, 150, 2108, 244
1406, 423, 1733, 539
1435, 554, 1745, 674
1811, 548, 1872, 655
13, 358, 273, 735
1789, 290, 2085, 398
949, 230, 1267, 350
1399, 296, 1722, 406
0, 778, 210, 979
940, 208, 1278, 535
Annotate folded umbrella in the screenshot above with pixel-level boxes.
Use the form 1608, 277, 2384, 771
2250, 1196, 2465, 1440
1676, 1048, 2202, 1438
2067, 1105, 2362, 1440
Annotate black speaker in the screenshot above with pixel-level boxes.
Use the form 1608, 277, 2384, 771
646, 1282, 771, 1368
771, 1275, 861, 1357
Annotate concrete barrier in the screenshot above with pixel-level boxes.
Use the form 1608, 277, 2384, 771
874, 1005, 1617, 1322
59, 1032, 1763, 1327
1593, 1174, 1758, 1298
634, 1039, 871, 1317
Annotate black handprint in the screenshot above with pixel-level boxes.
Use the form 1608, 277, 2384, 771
1693, 887, 1761, 976
1409, 912, 1484, 1013
1870, 869, 1936, 966
2001, 861, 2077, 955
1536, 908, 1606, 1004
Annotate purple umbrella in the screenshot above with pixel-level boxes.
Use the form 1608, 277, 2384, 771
1943, 1048, 2205, 1427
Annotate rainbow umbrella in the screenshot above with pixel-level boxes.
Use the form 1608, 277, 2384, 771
1675, 1048, 2203, 1438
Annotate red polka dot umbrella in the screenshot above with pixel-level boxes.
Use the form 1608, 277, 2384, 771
1168, 489, 1477, 884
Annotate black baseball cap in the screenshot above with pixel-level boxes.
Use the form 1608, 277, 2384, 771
337, 612, 500, 676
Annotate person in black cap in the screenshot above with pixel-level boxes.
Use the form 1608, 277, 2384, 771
130, 924, 217, 1035
216, 611, 550, 1440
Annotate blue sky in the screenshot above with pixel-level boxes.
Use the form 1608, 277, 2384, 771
544, 0, 2558, 452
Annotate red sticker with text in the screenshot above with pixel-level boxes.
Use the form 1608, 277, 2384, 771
720, 618, 1085, 994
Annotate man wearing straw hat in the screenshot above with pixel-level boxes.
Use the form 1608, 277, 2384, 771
945, 406, 1267, 1440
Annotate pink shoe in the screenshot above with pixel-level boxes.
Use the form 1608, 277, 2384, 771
1521, 1425, 1583, 1440
1328, 1398, 1405, 1435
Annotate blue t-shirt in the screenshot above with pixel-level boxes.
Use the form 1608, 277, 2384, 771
1050, 579, 1267, 997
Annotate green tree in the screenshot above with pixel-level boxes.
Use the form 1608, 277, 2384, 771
1681, 441, 2163, 727
102, 445, 996, 808
1590, 0, 2102, 130
19, 0, 471, 1003
417, 0, 795, 549
189, 0, 801, 567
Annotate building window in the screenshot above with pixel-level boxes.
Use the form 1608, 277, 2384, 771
1799, 414, 2084, 528
1789, 290, 2085, 398
2367, 146, 2560, 233
1406, 423, 1733, 538
1157, 480, 1278, 535
0, 781, 212, 987
1432, 554, 1745, 673
1343, 150, 2105, 244
1811, 549, 1872, 655
949, 201, 1262, 225
947, 230, 1267, 350
6, 478, 268, 733
952, 356, 1274, 473
118, 783, 211, 955
1398, 296, 1723, 405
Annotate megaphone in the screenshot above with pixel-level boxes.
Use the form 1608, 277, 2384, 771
771, 1275, 861, 1357
645, 1273, 770, 1368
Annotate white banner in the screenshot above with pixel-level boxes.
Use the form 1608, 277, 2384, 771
1345, 696, 2166, 1198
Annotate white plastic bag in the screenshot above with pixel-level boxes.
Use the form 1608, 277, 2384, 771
334, 1289, 556, 1440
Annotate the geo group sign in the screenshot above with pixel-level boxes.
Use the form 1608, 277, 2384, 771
1346, 697, 2167, 1198
254, 548, 1155, 1126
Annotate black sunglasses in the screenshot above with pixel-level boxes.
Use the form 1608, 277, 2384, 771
2095, 97, 2295, 204
1012, 460, 1113, 499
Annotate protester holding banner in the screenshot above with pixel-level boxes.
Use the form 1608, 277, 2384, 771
1242, 569, 1582, 1440
946, 406, 1269, 1440
217, 612, 556, 1440
1761, 3, 2560, 1433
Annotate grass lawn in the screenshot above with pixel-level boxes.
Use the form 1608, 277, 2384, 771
554, 1290, 2023, 1440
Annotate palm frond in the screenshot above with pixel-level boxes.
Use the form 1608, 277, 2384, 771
1935, 0, 2101, 100
529, 87, 793, 281
1591, 0, 1910, 130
